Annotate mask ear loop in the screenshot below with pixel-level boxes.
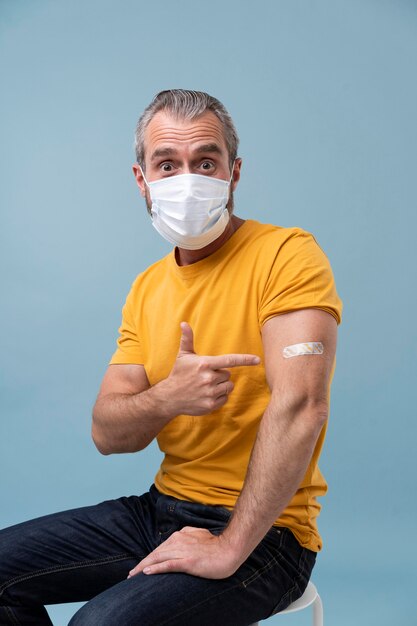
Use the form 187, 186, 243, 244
138, 165, 150, 188
229, 159, 236, 185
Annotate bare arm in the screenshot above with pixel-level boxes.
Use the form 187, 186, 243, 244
92, 363, 166, 454
221, 308, 337, 562
92, 323, 260, 454
129, 308, 337, 578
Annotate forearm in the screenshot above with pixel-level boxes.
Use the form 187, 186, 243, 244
222, 396, 328, 563
128, 395, 329, 581
92, 379, 177, 454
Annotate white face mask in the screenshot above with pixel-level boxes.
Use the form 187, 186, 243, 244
140, 169, 233, 250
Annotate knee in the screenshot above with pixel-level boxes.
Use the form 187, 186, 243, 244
68, 596, 139, 626
68, 603, 97, 626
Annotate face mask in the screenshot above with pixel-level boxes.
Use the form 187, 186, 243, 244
140, 169, 233, 250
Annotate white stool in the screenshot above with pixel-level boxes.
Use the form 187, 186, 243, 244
250, 581, 323, 625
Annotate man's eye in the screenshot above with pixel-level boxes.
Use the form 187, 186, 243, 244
161, 163, 173, 172
201, 161, 214, 170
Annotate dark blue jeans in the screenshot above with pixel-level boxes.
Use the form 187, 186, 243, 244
0, 486, 316, 625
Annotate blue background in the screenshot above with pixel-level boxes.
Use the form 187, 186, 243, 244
1, 1, 416, 624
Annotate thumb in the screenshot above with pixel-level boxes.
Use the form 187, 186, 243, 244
178, 322, 195, 355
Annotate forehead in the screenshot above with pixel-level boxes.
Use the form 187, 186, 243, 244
144, 110, 228, 159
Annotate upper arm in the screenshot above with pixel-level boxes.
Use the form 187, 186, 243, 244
96, 363, 151, 399
262, 308, 337, 410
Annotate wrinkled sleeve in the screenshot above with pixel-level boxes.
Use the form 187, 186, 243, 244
109, 285, 144, 365
258, 230, 343, 327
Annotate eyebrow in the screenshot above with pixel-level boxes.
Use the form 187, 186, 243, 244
150, 147, 177, 161
150, 143, 223, 162
195, 143, 222, 155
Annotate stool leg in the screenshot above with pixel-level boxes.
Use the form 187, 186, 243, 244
312, 593, 323, 626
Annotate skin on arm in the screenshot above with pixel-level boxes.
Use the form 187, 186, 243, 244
129, 308, 337, 579
92, 363, 158, 454
92, 323, 260, 454
220, 308, 337, 563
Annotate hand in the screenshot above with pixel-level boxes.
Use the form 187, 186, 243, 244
159, 322, 260, 417
127, 526, 242, 580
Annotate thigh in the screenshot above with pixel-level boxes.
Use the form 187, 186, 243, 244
68, 527, 317, 626
0, 492, 157, 607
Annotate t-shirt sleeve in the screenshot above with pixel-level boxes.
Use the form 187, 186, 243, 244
109, 285, 144, 365
258, 229, 343, 327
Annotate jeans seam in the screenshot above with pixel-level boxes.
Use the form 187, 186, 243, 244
272, 547, 310, 614
241, 527, 285, 588
158, 552, 282, 625
241, 555, 279, 588
158, 577, 245, 625
5, 605, 20, 626
0, 553, 133, 598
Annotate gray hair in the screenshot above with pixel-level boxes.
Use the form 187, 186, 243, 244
135, 89, 239, 169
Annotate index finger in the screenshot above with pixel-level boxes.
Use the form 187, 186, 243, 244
205, 354, 261, 369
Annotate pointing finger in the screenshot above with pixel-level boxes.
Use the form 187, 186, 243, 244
205, 354, 261, 369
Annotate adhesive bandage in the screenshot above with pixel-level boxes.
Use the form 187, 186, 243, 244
283, 342, 324, 358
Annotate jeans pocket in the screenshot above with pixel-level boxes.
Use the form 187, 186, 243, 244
251, 526, 284, 563
268, 538, 317, 615
240, 529, 284, 588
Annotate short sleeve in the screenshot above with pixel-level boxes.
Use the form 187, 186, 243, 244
109, 286, 144, 365
258, 229, 343, 327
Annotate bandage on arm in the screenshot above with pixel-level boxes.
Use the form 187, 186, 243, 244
282, 342, 324, 358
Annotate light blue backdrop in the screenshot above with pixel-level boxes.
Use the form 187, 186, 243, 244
1, 1, 416, 624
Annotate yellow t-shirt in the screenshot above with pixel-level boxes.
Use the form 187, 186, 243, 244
110, 219, 343, 552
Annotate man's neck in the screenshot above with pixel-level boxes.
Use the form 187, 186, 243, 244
175, 215, 245, 266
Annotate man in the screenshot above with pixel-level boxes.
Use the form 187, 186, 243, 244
0, 89, 342, 625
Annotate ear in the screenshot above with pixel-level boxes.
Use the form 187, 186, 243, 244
132, 164, 147, 197
231, 158, 242, 191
